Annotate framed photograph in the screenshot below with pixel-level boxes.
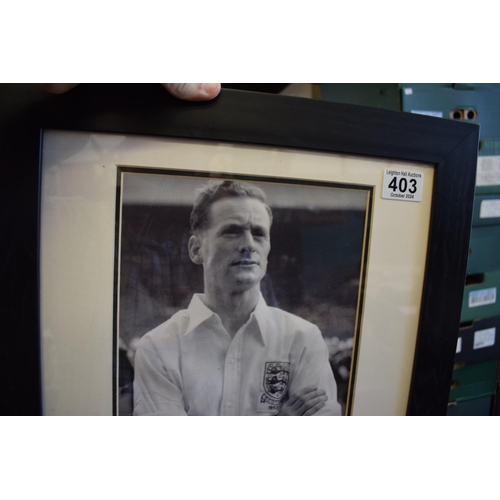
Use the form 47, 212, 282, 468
1, 84, 479, 415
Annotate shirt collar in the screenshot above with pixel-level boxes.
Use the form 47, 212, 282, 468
185, 292, 269, 345
185, 294, 216, 334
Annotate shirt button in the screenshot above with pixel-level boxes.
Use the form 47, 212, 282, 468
229, 358, 234, 364
226, 402, 232, 408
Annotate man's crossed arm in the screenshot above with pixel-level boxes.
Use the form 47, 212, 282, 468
277, 386, 328, 416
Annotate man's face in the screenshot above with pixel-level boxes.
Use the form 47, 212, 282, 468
190, 197, 271, 294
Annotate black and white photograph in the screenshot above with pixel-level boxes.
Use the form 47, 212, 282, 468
116, 169, 371, 416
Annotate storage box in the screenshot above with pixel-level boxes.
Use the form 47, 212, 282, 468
456, 316, 500, 364
476, 153, 500, 195
466, 226, 500, 274
401, 84, 500, 139
447, 395, 493, 416
493, 385, 500, 415
448, 359, 498, 402
461, 270, 500, 322
472, 194, 500, 226
318, 84, 400, 111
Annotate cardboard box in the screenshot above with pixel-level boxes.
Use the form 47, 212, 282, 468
456, 316, 500, 364
461, 270, 500, 322
467, 226, 500, 274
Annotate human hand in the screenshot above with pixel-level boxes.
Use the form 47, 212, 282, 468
277, 386, 327, 416
38, 83, 221, 101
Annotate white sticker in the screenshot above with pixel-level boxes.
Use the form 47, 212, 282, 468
477, 156, 500, 187
456, 337, 462, 354
473, 327, 496, 350
469, 287, 497, 308
480, 199, 500, 218
410, 110, 444, 118
382, 168, 424, 202
404, 88, 413, 95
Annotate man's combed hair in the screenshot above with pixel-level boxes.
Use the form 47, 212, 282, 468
190, 180, 273, 232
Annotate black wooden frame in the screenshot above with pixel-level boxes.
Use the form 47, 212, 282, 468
0, 84, 479, 415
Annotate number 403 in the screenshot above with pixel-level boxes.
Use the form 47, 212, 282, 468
388, 177, 417, 194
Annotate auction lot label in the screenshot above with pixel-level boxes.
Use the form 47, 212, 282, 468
382, 168, 424, 202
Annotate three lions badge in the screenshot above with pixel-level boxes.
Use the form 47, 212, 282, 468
257, 362, 290, 413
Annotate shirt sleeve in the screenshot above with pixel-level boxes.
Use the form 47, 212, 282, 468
133, 335, 188, 416
289, 327, 342, 416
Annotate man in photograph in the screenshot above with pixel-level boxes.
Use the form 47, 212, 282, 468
133, 180, 341, 416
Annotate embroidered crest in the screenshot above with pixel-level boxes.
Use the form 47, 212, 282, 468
263, 362, 290, 401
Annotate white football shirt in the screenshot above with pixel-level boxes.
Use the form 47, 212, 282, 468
133, 293, 341, 416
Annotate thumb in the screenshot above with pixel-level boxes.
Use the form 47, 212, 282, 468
161, 83, 221, 101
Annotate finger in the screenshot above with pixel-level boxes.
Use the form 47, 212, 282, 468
38, 83, 80, 94
297, 394, 327, 413
288, 385, 318, 408
291, 389, 326, 412
303, 400, 327, 416
278, 391, 326, 416
279, 390, 314, 415
161, 83, 221, 101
